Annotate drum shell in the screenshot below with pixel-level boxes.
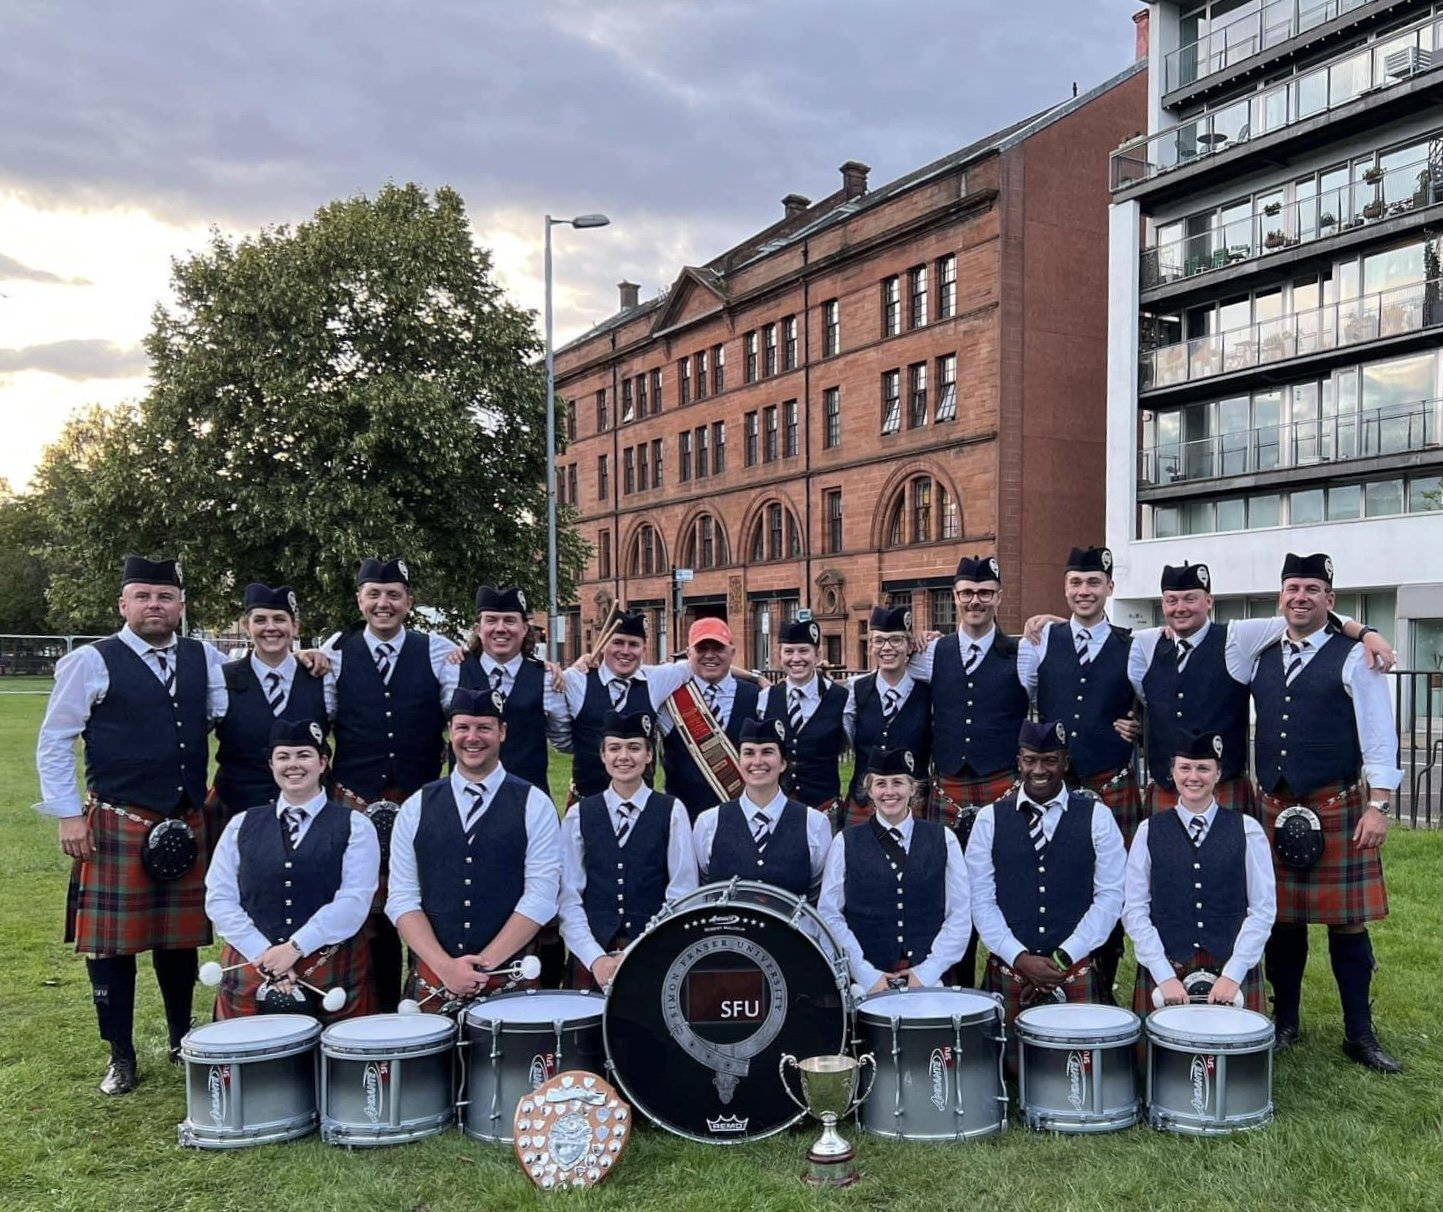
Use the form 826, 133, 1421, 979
855, 991, 1006, 1142
1145, 1006, 1274, 1135
1016, 1006, 1140, 1133
463, 991, 607, 1145
177, 1015, 320, 1149
320, 1013, 458, 1147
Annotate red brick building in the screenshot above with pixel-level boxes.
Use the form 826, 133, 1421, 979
553, 62, 1146, 670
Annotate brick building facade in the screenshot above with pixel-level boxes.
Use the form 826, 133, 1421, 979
553, 62, 1146, 670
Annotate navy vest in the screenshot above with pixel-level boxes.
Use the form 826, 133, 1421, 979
992, 793, 1095, 953
662, 680, 761, 818
214, 659, 329, 812
236, 800, 351, 943
579, 791, 675, 948
459, 655, 551, 797
849, 675, 932, 804
1251, 633, 1363, 797
83, 635, 209, 813
931, 633, 1030, 779
333, 629, 445, 801
761, 679, 847, 806
1142, 623, 1250, 788
843, 819, 947, 973
1147, 809, 1247, 966
571, 671, 654, 798
707, 799, 812, 897
413, 775, 531, 958
1036, 623, 1136, 778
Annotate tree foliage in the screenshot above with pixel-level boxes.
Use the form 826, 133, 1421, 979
0, 480, 53, 634
33, 183, 586, 637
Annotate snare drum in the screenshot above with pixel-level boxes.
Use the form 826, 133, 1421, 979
463, 990, 607, 1144
177, 1014, 320, 1149
1015, 1003, 1140, 1133
854, 989, 1006, 1142
1146, 1004, 1274, 1135
320, 1012, 458, 1146
604, 880, 850, 1143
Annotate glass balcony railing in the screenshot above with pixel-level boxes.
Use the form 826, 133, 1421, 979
1138, 399, 1440, 486
1165, 0, 1379, 93
1141, 154, 1440, 288
1140, 276, 1443, 392
1114, 14, 1441, 190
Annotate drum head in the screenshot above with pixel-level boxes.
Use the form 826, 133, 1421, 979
1148, 1004, 1274, 1048
1016, 1003, 1140, 1042
466, 990, 606, 1028
857, 988, 999, 1026
604, 893, 846, 1143
185, 1013, 320, 1057
323, 1012, 456, 1048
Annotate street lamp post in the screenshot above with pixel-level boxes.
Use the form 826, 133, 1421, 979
544, 211, 610, 665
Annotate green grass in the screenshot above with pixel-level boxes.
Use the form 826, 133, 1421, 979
3, 688, 1441, 1211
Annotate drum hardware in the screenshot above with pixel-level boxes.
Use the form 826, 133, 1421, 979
1015, 1004, 1141, 1133
397, 955, 543, 1014
779, 1053, 877, 1187
1145, 1004, 1274, 1136
319, 1012, 458, 1146
1150, 972, 1244, 1009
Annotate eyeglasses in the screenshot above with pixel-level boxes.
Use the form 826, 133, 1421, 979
955, 589, 998, 603
870, 636, 907, 649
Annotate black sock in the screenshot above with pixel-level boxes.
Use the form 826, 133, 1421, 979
1265, 924, 1309, 1027
1329, 929, 1376, 1042
151, 948, 198, 1048
368, 915, 403, 1014
86, 955, 137, 1061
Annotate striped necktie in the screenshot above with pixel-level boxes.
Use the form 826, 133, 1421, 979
149, 647, 176, 696
1188, 814, 1207, 848
374, 642, 395, 683
1023, 802, 1046, 855
1075, 628, 1092, 666
284, 805, 307, 849
788, 687, 805, 733
1175, 638, 1192, 673
963, 643, 982, 675
1284, 639, 1308, 685
490, 665, 507, 707
702, 682, 720, 718
610, 678, 630, 709
752, 810, 771, 852
883, 688, 901, 720
264, 670, 285, 714
615, 800, 636, 844
462, 783, 486, 833
888, 826, 904, 849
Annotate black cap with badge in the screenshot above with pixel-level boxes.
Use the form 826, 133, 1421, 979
611, 610, 647, 639
243, 582, 299, 617
1281, 552, 1334, 586
740, 717, 788, 747
955, 554, 1001, 583
121, 555, 183, 589
475, 584, 528, 614
867, 748, 917, 777
1018, 719, 1069, 753
357, 557, 410, 587
601, 710, 655, 742
447, 686, 505, 720
779, 618, 822, 647
268, 717, 329, 755
869, 605, 912, 632
1065, 546, 1113, 576
1160, 562, 1211, 593
1174, 730, 1224, 763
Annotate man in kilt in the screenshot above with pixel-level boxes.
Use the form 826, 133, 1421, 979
386, 687, 561, 1011
209, 583, 330, 844
758, 618, 848, 828
559, 611, 660, 800
204, 718, 379, 1023
965, 720, 1125, 1030
35, 556, 229, 1094
558, 710, 697, 989
1250, 552, 1402, 1072
1123, 731, 1275, 1016
322, 556, 459, 1011
841, 606, 931, 830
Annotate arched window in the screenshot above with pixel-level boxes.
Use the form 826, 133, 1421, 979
749, 501, 804, 563
627, 523, 666, 577
682, 514, 729, 570
883, 476, 960, 547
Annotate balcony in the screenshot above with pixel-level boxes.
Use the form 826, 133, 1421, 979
1141, 276, 1443, 394
1113, 13, 1443, 194
1141, 152, 1441, 291
1138, 400, 1441, 490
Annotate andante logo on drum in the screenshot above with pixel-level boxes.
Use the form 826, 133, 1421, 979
207, 1064, 230, 1126
705, 914, 741, 928
928, 1047, 951, 1112
1189, 1053, 1216, 1116
1066, 1050, 1092, 1112
363, 1060, 390, 1123
530, 1053, 556, 1089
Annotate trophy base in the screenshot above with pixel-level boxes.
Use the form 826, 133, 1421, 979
803, 1146, 859, 1188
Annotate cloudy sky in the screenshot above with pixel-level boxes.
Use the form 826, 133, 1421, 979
0, 0, 1139, 489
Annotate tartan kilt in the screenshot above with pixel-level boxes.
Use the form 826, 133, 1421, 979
932, 771, 1019, 832
1129, 950, 1266, 1016
1147, 776, 1259, 821
983, 952, 1099, 1029
405, 951, 541, 1015
1261, 782, 1388, 927
568, 933, 633, 991
335, 781, 404, 910
1076, 767, 1143, 847
214, 939, 374, 1025
202, 786, 242, 863
66, 797, 211, 955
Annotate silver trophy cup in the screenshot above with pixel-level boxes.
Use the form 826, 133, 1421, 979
779, 1053, 876, 1187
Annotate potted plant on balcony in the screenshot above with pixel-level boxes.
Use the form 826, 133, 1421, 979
1363, 165, 1385, 185
1319, 211, 1337, 229
1363, 198, 1387, 220
1261, 331, 1289, 361
1264, 229, 1288, 249
1415, 169, 1434, 209
1263, 201, 1283, 217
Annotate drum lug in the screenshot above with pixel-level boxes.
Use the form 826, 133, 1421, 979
890, 1017, 903, 1140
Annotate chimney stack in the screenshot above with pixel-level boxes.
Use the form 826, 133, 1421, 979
782, 193, 812, 217
1133, 8, 1150, 60
839, 161, 870, 200
617, 280, 640, 310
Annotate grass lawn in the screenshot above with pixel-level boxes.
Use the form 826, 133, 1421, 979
2, 682, 1441, 1211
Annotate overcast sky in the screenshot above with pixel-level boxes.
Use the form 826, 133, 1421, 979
0, 0, 1140, 489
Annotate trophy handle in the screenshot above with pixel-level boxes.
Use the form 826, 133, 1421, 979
847, 1053, 877, 1119
777, 1054, 809, 1114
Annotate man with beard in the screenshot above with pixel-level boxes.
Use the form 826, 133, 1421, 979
758, 619, 848, 827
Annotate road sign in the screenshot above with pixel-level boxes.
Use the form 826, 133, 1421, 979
674, 568, 694, 583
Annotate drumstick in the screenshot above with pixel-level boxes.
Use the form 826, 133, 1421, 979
198, 960, 248, 986
291, 977, 348, 1013
591, 606, 626, 661
397, 955, 542, 1014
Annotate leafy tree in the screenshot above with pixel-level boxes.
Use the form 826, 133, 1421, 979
34, 183, 586, 638
0, 480, 51, 634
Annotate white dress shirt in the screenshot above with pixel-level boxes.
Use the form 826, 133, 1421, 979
320, 625, 460, 717
204, 791, 381, 962
692, 788, 832, 888
208, 652, 302, 722
819, 814, 971, 989
557, 785, 699, 970
757, 675, 822, 727
1017, 615, 1113, 697
475, 652, 573, 752
659, 671, 743, 737
964, 786, 1126, 967
1127, 616, 1291, 695
1123, 802, 1276, 986
908, 626, 1026, 689
842, 669, 916, 745
561, 659, 694, 717
34, 626, 230, 818
385, 765, 561, 929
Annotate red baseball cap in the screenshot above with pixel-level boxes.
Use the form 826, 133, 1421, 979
688, 618, 733, 647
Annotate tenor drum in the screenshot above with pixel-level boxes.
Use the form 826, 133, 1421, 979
177, 1014, 320, 1149
320, 1012, 458, 1146
604, 880, 850, 1143
1146, 1004, 1274, 1135
463, 990, 607, 1144
1015, 1003, 1140, 1133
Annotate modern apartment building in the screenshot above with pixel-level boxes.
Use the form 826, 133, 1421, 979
1106, 0, 1443, 679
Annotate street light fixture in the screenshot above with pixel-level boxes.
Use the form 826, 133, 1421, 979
544, 212, 611, 664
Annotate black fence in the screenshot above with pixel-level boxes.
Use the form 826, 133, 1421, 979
1393, 669, 1442, 829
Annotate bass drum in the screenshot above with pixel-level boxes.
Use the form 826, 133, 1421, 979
604, 880, 850, 1144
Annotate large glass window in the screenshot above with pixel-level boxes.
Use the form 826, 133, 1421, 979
1290, 488, 1324, 525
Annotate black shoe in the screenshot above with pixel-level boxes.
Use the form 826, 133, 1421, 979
99, 1058, 138, 1095
1343, 1035, 1403, 1074
1273, 1022, 1301, 1053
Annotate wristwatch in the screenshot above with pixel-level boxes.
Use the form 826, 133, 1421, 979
1358, 625, 1379, 638
1367, 799, 1391, 817
288, 938, 305, 957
